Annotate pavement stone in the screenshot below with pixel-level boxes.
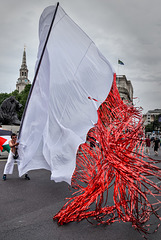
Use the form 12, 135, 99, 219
0, 147, 161, 240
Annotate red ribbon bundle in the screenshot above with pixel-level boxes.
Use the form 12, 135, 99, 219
54, 74, 161, 237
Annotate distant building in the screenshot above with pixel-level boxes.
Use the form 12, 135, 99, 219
116, 75, 133, 103
16, 48, 31, 93
143, 109, 161, 126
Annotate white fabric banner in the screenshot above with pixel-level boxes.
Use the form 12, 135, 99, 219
18, 5, 114, 184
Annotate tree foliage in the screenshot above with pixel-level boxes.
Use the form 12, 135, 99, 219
145, 115, 161, 133
0, 93, 10, 106
145, 123, 153, 132
18, 84, 31, 119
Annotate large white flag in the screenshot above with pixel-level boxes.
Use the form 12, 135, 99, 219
18, 5, 114, 184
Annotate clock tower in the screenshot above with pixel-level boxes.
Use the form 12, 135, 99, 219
16, 47, 31, 93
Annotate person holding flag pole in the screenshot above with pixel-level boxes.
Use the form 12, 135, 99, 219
2, 133, 30, 181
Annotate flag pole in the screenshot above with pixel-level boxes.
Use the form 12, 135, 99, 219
18, 2, 59, 139
117, 58, 119, 75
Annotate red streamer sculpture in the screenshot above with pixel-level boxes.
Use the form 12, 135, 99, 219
54, 74, 161, 238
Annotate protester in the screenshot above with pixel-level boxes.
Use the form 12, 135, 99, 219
152, 137, 160, 156
145, 135, 151, 155
2, 133, 30, 180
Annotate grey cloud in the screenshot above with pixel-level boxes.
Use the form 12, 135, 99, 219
0, 0, 161, 114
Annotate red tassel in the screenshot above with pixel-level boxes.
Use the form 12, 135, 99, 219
54, 74, 161, 236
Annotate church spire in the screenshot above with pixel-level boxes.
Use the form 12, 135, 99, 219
16, 47, 31, 93
21, 46, 27, 70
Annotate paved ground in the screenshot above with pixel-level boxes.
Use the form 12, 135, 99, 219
0, 147, 161, 240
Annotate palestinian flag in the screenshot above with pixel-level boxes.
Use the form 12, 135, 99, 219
0, 129, 12, 153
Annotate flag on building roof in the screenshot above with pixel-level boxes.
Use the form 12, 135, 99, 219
118, 59, 124, 65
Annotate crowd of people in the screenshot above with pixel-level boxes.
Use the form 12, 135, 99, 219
145, 135, 160, 156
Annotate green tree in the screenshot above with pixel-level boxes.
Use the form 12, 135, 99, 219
10, 89, 21, 102
18, 84, 31, 119
153, 115, 161, 132
145, 123, 153, 133
145, 115, 161, 133
0, 93, 10, 105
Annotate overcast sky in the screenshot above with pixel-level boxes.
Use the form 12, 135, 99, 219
0, 0, 161, 114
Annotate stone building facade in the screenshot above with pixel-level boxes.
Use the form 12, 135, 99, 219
16, 48, 31, 93
143, 109, 161, 126
116, 75, 133, 103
